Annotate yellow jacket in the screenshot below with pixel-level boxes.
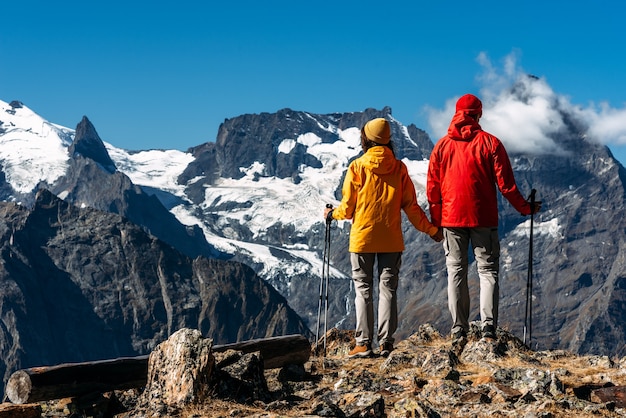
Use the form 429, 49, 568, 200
332, 146, 438, 253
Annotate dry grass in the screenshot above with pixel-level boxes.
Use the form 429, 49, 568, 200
181, 399, 269, 417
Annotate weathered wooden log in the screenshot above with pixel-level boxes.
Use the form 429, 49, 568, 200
5, 334, 311, 404
217, 333, 311, 369
5, 355, 149, 405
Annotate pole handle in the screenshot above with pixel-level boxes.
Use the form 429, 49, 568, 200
528, 189, 537, 213
325, 204, 334, 224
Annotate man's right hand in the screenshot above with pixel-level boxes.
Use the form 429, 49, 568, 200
529, 200, 542, 215
431, 228, 444, 242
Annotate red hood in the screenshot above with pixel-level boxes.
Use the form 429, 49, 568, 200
447, 111, 482, 141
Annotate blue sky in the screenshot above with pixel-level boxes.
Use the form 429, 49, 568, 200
2, 1, 626, 163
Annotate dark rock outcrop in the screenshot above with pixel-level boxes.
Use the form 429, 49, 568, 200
0, 190, 311, 398
68, 116, 116, 173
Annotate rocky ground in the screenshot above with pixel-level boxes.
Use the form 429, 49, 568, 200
1, 323, 625, 417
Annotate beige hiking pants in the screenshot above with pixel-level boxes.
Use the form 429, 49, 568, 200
350, 252, 401, 347
443, 227, 500, 335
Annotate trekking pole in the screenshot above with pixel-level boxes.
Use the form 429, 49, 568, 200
523, 189, 537, 347
316, 204, 333, 356
323, 206, 332, 356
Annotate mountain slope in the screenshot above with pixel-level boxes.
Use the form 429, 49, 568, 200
0, 189, 311, 394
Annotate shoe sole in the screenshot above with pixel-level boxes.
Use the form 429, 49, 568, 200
348, 350, 372, 358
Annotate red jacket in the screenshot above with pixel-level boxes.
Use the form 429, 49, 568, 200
427, 112, 531, 228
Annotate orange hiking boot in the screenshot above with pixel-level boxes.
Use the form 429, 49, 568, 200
348, 344, 372, 358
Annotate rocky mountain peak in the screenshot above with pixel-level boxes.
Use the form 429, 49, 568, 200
187, 107, 430, 189
8, 100, 23, 109
69, 116, 116, 173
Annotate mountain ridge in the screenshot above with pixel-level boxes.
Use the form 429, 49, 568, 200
0, 188, 311, 397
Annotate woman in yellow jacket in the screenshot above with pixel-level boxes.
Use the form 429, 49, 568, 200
324, 118, 443, 358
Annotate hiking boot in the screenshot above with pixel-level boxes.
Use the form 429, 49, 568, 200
378, 342, 393, 358
451, 329, 467, 342
451, 330, 468, 356
482, 325, 496, 340
348, 344, 372, 358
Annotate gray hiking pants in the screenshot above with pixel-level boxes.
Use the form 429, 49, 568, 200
350, 252, 401, 347
443, 227, 500, 335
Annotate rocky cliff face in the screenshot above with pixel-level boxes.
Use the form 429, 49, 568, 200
495, 132, 626, 356
181, 106, 432, 190
0, 190, 311, 396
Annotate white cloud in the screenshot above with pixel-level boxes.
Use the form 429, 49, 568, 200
575, 103, 626, 145
425, 50, 626, 155
481, 80, 566, 155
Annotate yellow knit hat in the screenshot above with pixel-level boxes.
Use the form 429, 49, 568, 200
363, 118, 391, 144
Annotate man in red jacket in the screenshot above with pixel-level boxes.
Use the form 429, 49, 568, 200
427, 94, 540, 342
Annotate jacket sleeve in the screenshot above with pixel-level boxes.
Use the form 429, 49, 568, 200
426, 151, 442, 227
493, 140, 532, 216
332, 162, 359, 220
401, 164, 439, 236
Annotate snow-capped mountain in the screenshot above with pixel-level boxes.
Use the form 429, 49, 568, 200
0, 100, 313, 392
2, 81, 626, 359
0, 100, 73, 195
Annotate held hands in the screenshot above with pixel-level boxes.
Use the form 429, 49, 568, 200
431, 228, 444, 242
